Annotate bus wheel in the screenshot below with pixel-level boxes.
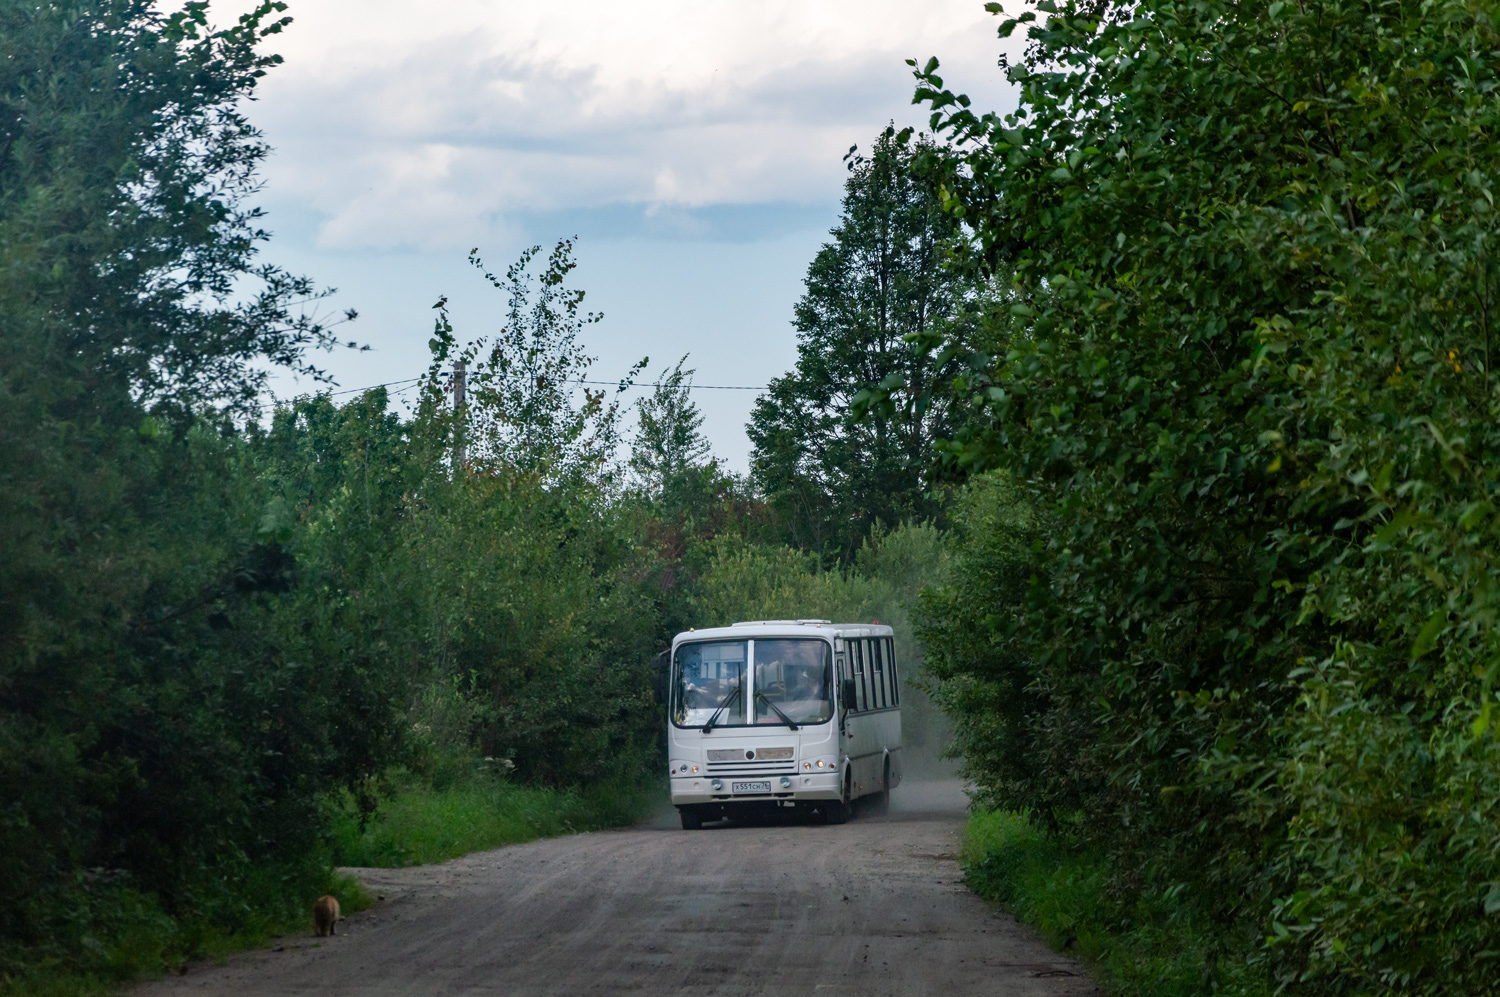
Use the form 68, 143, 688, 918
680, 808, 703, 831
875, 759, 891, 816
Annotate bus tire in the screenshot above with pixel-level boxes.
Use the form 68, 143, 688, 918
876, 758, 891, 816
680, 808, 703, 830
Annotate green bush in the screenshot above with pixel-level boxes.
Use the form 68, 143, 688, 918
907, 0, 1500, 991
963, 809, 1274, 997
0, 1, 403, 983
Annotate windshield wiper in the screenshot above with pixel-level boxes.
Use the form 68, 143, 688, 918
702, 686, 741, 733
756, 692, 799, 731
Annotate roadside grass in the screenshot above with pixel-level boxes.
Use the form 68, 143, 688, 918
961, 810, 1275, 997
0, 867, 370, 997
2, 765, 658, 997
331, 766, 666, 868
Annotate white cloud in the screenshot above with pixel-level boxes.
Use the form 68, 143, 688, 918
219, 0, 1031, 469
240, 0, 1022, 250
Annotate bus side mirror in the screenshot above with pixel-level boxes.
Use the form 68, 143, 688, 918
841, 677, 856, 710
652, 649, 670, 705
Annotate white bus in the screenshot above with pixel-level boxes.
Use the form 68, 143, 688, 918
655, 619, 903, 829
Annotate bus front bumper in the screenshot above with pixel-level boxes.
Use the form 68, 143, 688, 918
670, 771, 842, 806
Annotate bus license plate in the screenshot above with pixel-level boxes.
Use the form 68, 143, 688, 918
732, 781, 771, 794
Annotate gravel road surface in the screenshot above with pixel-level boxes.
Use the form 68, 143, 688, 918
135, 780, 1095, 996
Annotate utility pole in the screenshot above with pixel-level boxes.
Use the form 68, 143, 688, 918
452, 358, 467, 471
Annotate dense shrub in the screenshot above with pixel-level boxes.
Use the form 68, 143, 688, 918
0, 0, 398, 980
962, 808, 1274, 997
907, 0, 1500, 991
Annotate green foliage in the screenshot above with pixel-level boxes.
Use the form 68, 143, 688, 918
329, 763, 662, 869
434, 241, 645, 481
963, 809, 1273, 997
917, 474, 1066, 810
0, 1, 390, 985
748, 127, 986, 561
0, 0, 348, 419
689, 541, 886, 627
909, 0, 1500, 991
630, 356, 713, 495
689, 527, 941, 659
0, 859, 369, 997
255, 384, 662, 789
1, 293, 671, 984
0, 396, 407, 988
0, 4, 670, 985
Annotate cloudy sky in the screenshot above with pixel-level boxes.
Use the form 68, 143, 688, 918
245, 0, 1023, 469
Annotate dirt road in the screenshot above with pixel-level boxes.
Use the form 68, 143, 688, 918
136, 781, 1095, 996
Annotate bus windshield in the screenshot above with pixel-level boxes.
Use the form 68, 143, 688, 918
753, 639, 833, 725
673, 641, 746, 728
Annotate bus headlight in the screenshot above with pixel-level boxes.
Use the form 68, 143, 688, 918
780, 776, 792, 788
711, 779, 723, 791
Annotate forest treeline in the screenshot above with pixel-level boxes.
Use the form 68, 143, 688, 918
5, 0, 1500, 994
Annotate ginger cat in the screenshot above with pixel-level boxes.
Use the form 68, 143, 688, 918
313, 895, 341, 937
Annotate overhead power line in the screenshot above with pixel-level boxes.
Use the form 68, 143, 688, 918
574, 379, 768, 390
328, 377, 422, 397
325, 375, 768, 398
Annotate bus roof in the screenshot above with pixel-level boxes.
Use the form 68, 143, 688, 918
673, 621, 894, 644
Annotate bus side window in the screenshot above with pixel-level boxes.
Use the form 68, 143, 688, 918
880, 637, 892, 706
886, 637, 899, 705
864, 639, 874, 712
871, 638, 886, 709
861, 639, 875, 710
852, 639, 867, 712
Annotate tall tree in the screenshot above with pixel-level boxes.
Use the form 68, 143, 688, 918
630, 356, 712, 494
747, 126, 983, 561
425, 241, 644, 484
0, 0, 349, 421
0, 1, 392, 970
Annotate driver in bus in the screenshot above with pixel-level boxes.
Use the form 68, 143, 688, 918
684, 667, 738, 711
681, 667, 710, 709
785, 662, 820, 706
